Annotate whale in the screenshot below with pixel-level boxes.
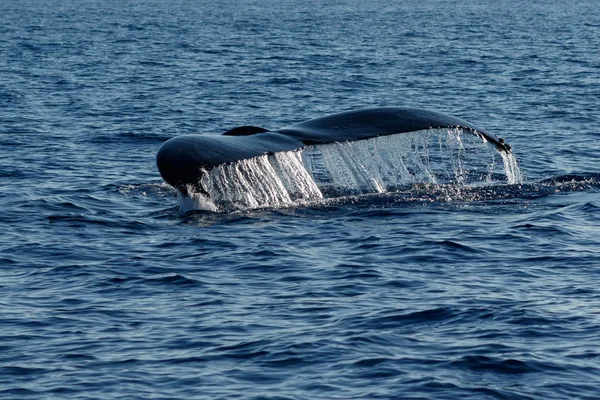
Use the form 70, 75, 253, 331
156, 107, 511, 192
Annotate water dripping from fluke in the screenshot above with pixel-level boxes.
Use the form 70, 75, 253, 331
155, 107, 523, 213
176, 129, 523, 213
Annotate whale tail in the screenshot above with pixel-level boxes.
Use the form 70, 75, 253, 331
157, 107, 513, 191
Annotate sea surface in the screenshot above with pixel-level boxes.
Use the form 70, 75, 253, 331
1, 0, 599, 399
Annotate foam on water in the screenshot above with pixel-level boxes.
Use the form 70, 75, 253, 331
179, 129, 524, 212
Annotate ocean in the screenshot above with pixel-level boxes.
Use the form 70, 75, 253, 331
1, 0, 599, 398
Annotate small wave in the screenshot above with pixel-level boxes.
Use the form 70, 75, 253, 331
118, 182, 175, 198
0, 166, 27, 178
0, 388, 40, 397
214, 340, 271, 360
449, 355, 541, 374
1, 366, 50, 376
106, 273, 201, 287
539, 173, 600, 185
346, 307, 456, 330
47, 214, 110, 225
46, 213, 149, 231
145, 273, 201, 286
86, 132, 173, 145
437, 239, 484, 253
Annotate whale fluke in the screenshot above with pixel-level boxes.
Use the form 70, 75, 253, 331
156, 107, 511, 190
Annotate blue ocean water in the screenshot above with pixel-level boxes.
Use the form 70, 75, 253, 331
1, 0, 599, 398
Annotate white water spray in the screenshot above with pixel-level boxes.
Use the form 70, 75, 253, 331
500, 150, 524, 185
178, 128, 523, 212
181, 151, 323, 212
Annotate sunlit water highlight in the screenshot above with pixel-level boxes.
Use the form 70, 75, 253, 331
180, 129, 523, 212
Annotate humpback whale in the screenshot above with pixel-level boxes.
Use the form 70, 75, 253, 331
156, 107, 511, 192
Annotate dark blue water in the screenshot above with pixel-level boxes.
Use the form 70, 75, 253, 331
1, 0, 599, 398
